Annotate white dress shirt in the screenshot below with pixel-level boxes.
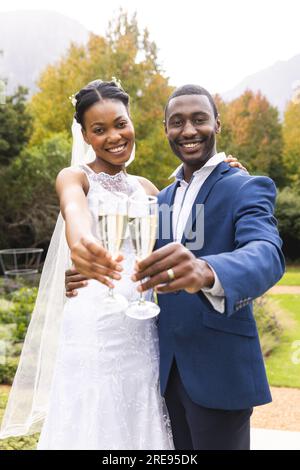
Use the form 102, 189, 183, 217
169, 152, 225, 313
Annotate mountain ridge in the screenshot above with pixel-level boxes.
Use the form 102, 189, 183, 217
222, 53, 300, 115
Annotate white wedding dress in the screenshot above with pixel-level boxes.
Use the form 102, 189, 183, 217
37, 165, 174, 450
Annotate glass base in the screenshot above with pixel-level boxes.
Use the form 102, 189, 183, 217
125, 300, 160, 320
102, 292, 129, 314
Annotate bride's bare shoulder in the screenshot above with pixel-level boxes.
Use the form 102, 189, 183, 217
133, 175, 159, 196
56, 166, 89, 192
57, 166, 88, 181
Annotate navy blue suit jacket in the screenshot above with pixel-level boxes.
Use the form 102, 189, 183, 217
156, 162, 285, 410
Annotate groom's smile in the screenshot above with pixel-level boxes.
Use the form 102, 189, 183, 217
178, 138, 205, 153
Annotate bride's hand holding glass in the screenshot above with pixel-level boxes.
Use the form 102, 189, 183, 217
70, 235, 124, 289
97, 192, 129, 312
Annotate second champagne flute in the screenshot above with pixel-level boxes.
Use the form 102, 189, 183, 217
126, 194, 160, 320
97, 192, 128, 313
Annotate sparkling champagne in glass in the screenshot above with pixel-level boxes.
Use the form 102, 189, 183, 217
126, 195, 160, 320
97, 192, 128, 313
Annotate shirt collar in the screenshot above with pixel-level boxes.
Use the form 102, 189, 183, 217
168, 152, 226, 181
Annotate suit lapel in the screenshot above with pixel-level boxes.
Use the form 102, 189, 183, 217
181, 162, 230, 245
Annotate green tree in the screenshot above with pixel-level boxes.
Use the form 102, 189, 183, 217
275, 187, 300, 261
0, 86, 32, 165
0, 133, 71, 249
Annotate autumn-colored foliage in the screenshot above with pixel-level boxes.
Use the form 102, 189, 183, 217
282, 100, 300, 187
0, 11, 300, 257
28, 11, 177, 189
216, 90, 286, 187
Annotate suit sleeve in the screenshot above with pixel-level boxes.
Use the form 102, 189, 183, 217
200, 176, 285, 317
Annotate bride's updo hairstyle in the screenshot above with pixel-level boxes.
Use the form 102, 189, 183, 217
74, 80, 130, 129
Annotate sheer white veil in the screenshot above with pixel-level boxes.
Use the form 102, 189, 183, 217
0, 119, 135, 438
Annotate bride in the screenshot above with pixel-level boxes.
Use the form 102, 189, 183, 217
0, 79, 243, 450
38, 79, 176, 450
1, 79, 173, 450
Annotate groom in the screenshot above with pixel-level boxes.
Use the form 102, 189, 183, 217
66, 85, 284, 450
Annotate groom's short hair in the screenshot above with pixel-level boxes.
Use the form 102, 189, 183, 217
164, 84, 218, 121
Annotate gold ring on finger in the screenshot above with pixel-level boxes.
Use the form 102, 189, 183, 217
167, 268, 175, 282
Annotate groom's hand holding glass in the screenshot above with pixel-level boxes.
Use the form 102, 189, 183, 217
132, 242, 215, 294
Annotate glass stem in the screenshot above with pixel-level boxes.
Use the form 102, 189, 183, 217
108, 287, 114, 298
139, 281, 145, 304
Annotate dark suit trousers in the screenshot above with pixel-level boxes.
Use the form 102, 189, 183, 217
165, 360, 253, 450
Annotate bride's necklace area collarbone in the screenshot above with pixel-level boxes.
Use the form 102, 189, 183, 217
84, 162, 126, 177
82, 164, 135, 194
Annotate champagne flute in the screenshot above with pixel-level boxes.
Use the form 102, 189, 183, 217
97, 192, 129, 313
126, 194, 160, 320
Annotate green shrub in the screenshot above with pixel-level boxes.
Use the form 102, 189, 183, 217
0, 276, 40, 296
0, 299, 15, 324
275, 187, 300, 261
0, 358, 18, 385
11, 288, 37, 342
8, 287, 37, 342
0, 285, 37, 384
254, 296, 283, 357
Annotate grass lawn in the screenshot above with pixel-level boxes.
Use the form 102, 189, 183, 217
265, 294, 300, 388
277, 266, 300, 286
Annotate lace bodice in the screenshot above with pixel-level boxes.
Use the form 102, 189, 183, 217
80, 162, 145, 244
80, 163, 143, 195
